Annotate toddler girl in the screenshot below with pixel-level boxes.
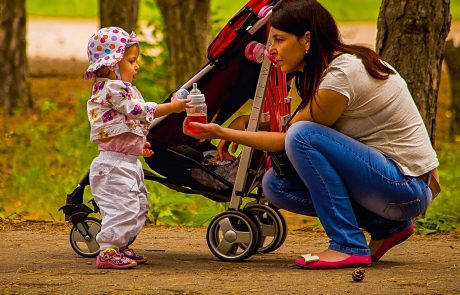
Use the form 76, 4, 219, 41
85, 27, 190, 269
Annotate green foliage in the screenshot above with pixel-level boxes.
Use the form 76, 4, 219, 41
0, 94, 96, 220
25, 0, 460, 21
422, 143, 460, 222
135, 3, 171, 102
26, 0, 98, 18
415, 213, 456, 235
145, 179, 226, 227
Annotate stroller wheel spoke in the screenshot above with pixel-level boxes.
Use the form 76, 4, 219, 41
216, 240, 235, 255
218, 217, 234, 233
260, 223, 276, 236
86, 239, 100, 252
234, 231, 251, 244
88, 222, 101, 236
72, 231, 86, 242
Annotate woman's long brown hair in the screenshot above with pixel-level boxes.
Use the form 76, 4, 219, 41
271, 0, 395, 109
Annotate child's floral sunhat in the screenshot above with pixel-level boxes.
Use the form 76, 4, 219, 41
84, 26, 138, 80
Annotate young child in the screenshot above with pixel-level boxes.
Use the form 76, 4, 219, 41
84, 27, 190, 269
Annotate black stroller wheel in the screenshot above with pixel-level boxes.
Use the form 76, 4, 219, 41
243, 204, 286, 253
268, 205, 288, 252
69, 217, 101, 258
206, 211, 259, 262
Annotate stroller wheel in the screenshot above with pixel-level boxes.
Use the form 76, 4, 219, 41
69, 217, 101, 258
206, 211, 259, 262
243, 204, 287, 253
267, 204, 288, 252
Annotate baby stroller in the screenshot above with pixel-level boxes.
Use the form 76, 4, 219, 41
60, 0, 291, 262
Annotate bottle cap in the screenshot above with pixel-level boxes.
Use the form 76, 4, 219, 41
176, 88, 189, 99
187, 83, 205, 103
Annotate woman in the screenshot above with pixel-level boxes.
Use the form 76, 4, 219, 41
183, 0, 440, 269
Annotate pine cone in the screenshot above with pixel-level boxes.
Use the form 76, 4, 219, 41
352, 267, 365, 282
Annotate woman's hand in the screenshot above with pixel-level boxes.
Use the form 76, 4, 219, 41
216, 115, 249, 160
183, 119, 223, 140
142, 141, 154, 157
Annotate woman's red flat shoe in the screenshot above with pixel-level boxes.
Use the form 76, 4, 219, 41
295, 254, 371, 269
371, 223, 415, 262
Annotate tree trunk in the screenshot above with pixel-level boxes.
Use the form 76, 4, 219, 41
376, 0, 451, 143
99, 0, 139, 32
445, 40, 460, 142
0, 0, 31, 114
155, 0, 211, 89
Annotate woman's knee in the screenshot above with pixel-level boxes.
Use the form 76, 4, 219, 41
285, 121, 324, 153
262, 169, 279, 202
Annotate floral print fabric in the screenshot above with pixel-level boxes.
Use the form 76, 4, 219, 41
87, 78, 157, 143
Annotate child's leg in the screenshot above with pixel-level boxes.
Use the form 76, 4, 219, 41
91, 156, 140, 248
90, 152, 142, 268
119, 160, 149, 264
129, 161, 149, 242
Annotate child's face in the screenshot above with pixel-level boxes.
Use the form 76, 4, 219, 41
119, 45, 140, 83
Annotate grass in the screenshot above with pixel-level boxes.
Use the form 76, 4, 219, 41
425, 143, 460, 221
25, 0, 248, 20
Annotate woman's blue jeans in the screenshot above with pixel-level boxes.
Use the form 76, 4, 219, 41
262, 121, 433, 256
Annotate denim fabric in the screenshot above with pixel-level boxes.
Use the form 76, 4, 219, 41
262, 121, 432, 256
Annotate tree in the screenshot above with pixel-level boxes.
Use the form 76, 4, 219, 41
445, 40, 460, 142
376, 0, 451, 143
0, 0, 31, 114
99, 0, 139, 32
155, 0, 212, 89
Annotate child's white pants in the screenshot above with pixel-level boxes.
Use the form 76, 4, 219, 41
89, 151, 148, 250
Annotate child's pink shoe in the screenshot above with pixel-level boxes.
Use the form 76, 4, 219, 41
120, 247, 147, 264
96, 248, 137, 269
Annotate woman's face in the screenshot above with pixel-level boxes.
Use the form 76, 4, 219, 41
269, 27, 309, 73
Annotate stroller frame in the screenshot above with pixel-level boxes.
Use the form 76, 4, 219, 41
60, 1, 289, 262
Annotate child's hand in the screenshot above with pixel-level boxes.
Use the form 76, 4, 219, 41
142, 141, 154, 157
171, 93, 192, 113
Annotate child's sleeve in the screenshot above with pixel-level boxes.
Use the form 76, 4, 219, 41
106, 81, 157, 123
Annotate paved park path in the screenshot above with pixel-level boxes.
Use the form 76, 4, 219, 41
27, 18, 460, 61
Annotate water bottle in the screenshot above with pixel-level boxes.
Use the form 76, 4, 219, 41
185, 83, 207, 133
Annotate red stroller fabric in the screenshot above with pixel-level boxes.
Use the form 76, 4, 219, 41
207, 0, 277, 60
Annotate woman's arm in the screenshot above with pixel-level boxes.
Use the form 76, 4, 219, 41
184, 121, 286, 152
291, 89, 348, 126
184, 89, 347, 153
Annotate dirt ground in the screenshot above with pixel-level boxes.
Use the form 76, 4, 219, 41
2, 20, 458, 294
0, 219, 459, 295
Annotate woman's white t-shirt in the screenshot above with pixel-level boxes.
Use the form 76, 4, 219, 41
319, 53, 438, 176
